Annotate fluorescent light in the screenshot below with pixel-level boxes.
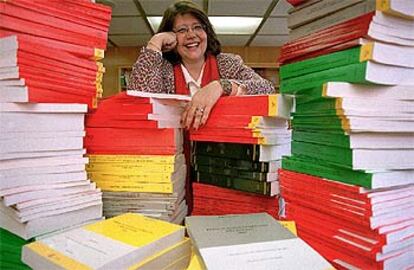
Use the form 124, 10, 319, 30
148, 16, 261, 35
210, 17, 261, 34
147, 17, 163, 32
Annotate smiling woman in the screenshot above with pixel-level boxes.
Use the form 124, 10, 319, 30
128, 0, 275, 130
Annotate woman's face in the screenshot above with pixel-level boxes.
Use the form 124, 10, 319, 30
173, 13, 207, 65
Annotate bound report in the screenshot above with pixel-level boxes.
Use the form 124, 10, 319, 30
22, 213, 185, 270
185, 213, 333, 270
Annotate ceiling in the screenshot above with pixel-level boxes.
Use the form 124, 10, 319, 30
104, 0, 292, 47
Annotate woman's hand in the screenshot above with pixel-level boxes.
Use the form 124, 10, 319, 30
181, 80, 223, 130
147, 32, 177, 52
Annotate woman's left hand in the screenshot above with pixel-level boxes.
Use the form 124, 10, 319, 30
181, 80, 222, 130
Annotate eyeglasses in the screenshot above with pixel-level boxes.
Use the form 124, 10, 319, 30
174, 24, 205, 35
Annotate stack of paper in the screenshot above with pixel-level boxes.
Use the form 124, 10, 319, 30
85, 92, 189, 224
279, 1, 414, 268
22, 213, 191, 270
190, 94, 292, 145
190, 95, 292, 216
280, 0, 414, 64
0, 3, 111, 269
193, 141, 285, 196
0, 1, 111, 108
0, 103, 103, 240
192, 182, 279, 218
185, 213, 332, 270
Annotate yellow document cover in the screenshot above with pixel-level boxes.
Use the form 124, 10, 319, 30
22, 213, 185, 270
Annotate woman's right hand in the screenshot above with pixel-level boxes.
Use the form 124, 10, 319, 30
147, 32, 177, 52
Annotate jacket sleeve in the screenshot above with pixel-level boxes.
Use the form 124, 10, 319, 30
218, 53, 276, 95
127, 47, 175, 93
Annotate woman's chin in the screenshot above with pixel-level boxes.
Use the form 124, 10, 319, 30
182, 53, 204, 63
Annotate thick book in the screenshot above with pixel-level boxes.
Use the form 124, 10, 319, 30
280, 41, 414, 80
208, 94, 293, 118
280, 61, 414, 94
280, 11, 414, 64
190, 127, 291, 145
281, 172, 414, 232
194, 154, 281, 173
192, 182, 279, 218
288, 0, 366, 29
294, 96, 413, 114
289, 1, 377, 40
282, 155, 414, 189
287, 82, 414, 104
84, 128, 183, 155
87, 154, 185, 174
293, 130, 414, 149
291, 140, 414, 170
0, 30, 104, 60
194, 141, 289, 162
322, 82, 414, 100
286, 203, 414, 269
0, 203, 103, 240
127, 238, 191, 270
0, 1, 109, 48
376, 0, 414, 19
185, 213, 332, 270
291, 114, 414, 133
88, 163, 186, 184
0, 1, 111, 49
280, 169, 414, 268
195, 164, 278, 182
196, 172, 279, 196
22, 213, 185, 270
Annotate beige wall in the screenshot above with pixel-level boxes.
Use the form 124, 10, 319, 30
102, 46, 281, 97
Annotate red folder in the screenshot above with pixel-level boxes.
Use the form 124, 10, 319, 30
279, 12, 374, 64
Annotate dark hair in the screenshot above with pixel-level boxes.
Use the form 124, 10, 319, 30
158, 0, 221, 64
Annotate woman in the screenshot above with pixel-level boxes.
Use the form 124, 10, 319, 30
128, 0, 275, 130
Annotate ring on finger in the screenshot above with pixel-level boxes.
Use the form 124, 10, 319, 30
196, 107, 205, 113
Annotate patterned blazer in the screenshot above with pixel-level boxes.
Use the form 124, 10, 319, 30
128, 47, 275, 95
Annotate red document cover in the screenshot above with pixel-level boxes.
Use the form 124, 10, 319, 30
279, 169, 414, 268
189, 134, 263, 145
286, 0, 308, 6
26, 86, 96, 108
1, 13, 106, 49
192, 182, 279, 218
9, 50, 99, 81
0, 30, 102, 60
85, 128, 180, 148
279, 169, 414, 229
11, 0, 111, 30
209, 95, 275, 116
6, 35, 101, 71
0, 2, 108, 45
279, 12, 374, 64
84, 92, 184, 155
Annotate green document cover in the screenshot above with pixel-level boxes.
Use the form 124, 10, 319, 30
194, 154, 272, 172
280, 46, 362, 80
195, 164, 273, 182
196, 172, 274, 195
281, 156, 373, 188
292, 130, 350, 148
280, 62, 368, 94
194, 142, 261, 161
0, 228, 31, 270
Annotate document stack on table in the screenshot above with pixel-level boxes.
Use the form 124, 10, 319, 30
190, 94, 294, 218
279, 0, 414, 268
0, 1, 111, 268
85, 91, 190, 224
